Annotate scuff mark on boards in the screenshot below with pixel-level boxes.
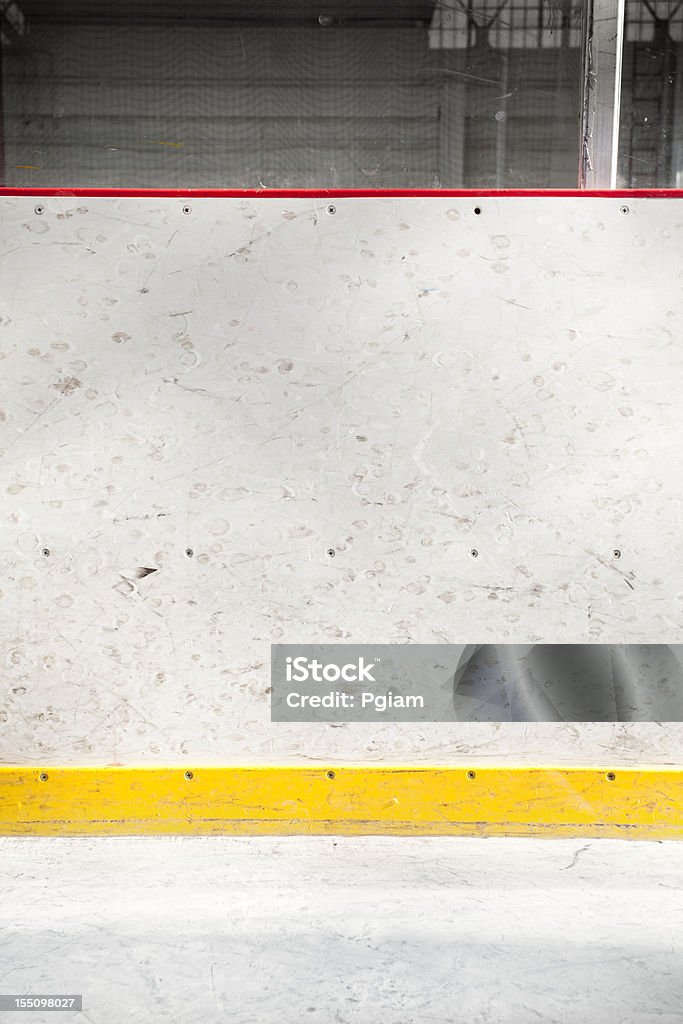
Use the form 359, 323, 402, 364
52, 376, 81, 396
113, 513, 170, 524
134, 567, 159, 579
113, 567, 159, 598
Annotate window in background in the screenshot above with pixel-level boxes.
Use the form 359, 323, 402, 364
0, 0, 585, 189
430, 0, 584, 187
618, 0, 683, 187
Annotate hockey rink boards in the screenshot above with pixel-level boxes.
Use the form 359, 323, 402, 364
1, 193, 682, 764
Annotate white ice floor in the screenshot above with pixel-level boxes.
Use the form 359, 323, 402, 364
1, 836, 682, 1024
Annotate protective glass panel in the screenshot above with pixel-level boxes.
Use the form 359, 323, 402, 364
618, 0, 683, 187
1, 0, 584, 189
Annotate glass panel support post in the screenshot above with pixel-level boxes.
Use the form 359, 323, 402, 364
580, 0, 626, 187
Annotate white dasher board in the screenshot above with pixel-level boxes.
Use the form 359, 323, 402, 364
0, 195, 681, 763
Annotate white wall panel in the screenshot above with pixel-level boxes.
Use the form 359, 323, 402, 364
0, 195, 681, 763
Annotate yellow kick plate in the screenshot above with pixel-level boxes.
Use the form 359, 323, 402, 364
1, 765, 682, 839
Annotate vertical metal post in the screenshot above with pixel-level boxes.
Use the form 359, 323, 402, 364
579, 0, 626, 188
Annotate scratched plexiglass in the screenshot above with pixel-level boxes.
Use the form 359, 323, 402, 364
617, 0, 683, 188
3, 0, 584, 189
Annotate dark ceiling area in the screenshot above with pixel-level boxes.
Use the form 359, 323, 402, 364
16, 1, 439, 27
